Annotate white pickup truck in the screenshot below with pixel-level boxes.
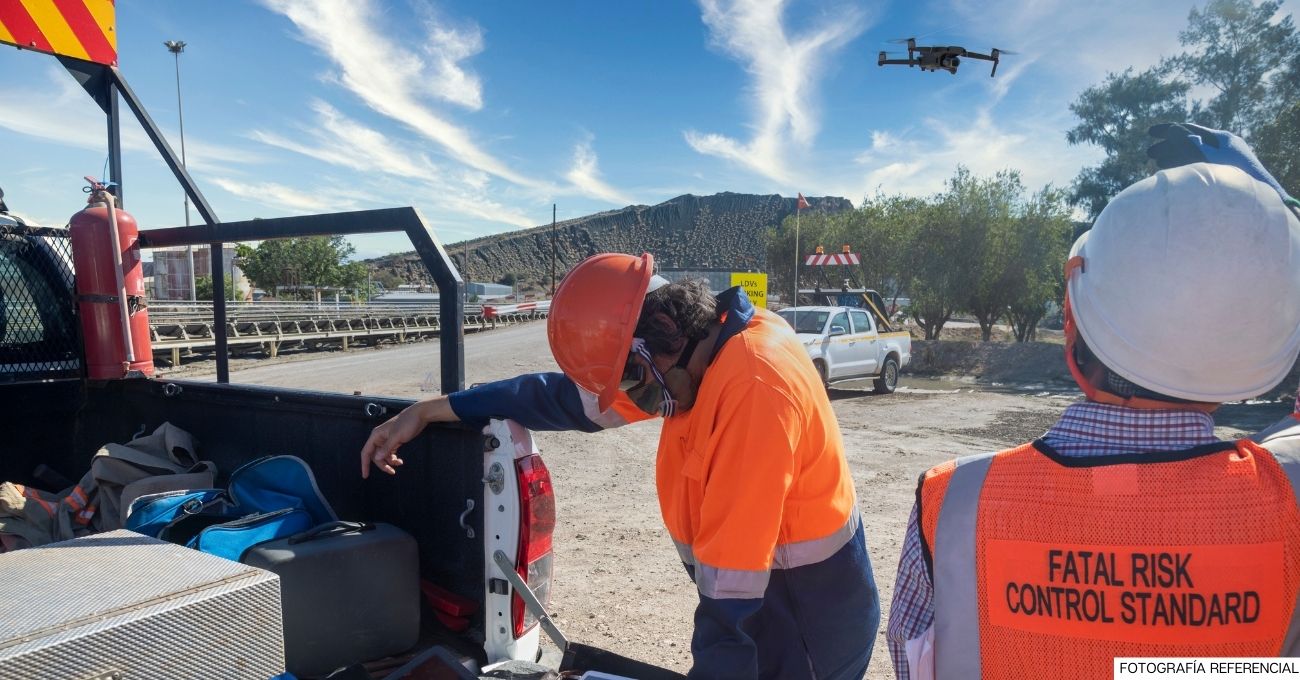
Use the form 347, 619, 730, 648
778, 306, 912, 393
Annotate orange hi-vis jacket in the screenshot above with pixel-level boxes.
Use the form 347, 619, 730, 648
656, 306, 860, 599
918, 436, 1300, 679
447, 288, 878, 677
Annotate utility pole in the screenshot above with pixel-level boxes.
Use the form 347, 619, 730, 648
164, 39, 195, 301
550, 203, 557, 296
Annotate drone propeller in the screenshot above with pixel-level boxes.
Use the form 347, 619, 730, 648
885, 22, 963, 44
886, 37, 915, 44
988, 48, 1016, 77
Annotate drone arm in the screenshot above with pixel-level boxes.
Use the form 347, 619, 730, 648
879, 58, 918, 67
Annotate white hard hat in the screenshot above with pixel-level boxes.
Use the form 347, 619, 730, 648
1067, 163, 1300, 403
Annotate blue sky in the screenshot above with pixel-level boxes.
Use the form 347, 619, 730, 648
2, 0, 1295, 259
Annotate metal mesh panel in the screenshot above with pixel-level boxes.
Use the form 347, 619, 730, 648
0, 222, 80, 382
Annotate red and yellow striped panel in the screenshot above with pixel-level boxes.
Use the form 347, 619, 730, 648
0, 0, 116, 66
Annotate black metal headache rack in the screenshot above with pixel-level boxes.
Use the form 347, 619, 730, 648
52, 58, 469, 393
0, 223, 80, 382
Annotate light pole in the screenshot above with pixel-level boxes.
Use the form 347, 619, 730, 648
550, 203, 556, 296
164, 39, 196, 301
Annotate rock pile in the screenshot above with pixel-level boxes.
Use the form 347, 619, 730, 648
368, 192, 853, 287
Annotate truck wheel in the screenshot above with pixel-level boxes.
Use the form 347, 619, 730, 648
814, 360, 829, 390
874, 356, 899, 395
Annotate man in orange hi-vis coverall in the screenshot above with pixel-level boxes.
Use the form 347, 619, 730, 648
362, 252, 879, 679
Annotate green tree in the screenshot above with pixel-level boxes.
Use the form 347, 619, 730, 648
1004, 188, 1074, 342
904, 198, 966, 340
236, 240, 296, 294
235, 236, 362, 299
1253, 100, 1300, 199
1171, 0, 1299, 132
944, 167, 1025, 341
766, 197, 912, 308
766, 212, 840, 302
195, 275, 238, 301
1269, 51, 1300, 112
1067, 1, 1297, 215
1066, 68, 1191, 217
855, 193, 916, 306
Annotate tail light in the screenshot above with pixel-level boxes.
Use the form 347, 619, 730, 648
513, 454, 555, 638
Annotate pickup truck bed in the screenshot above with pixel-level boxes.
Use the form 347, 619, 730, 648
1, 377, 493, 662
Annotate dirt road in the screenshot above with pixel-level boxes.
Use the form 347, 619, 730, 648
188, 323, 1292, 677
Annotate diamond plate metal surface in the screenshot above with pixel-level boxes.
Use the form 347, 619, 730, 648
0, 530, 284, 679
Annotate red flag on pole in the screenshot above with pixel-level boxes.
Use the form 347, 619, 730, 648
797, 193, 811, 210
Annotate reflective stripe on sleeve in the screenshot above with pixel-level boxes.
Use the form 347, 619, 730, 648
695, 563, 771, 600
1262, 435, 1300, 655
578, 388, 630, 429
933, 451, 995, 680
772, 510, 861, 569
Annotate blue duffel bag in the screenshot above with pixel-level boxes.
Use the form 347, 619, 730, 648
125, 455, 337, 562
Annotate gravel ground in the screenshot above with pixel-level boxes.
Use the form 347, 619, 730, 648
183, 322, 1293, 678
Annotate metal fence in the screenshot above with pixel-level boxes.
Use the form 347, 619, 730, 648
0, 221, 550, 373
147, 299, 547, 366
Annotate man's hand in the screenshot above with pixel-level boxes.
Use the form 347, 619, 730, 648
360, 397, 458, 478
1147, 123, 1293, 204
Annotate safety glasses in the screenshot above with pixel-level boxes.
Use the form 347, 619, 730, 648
620, 339, 677, 416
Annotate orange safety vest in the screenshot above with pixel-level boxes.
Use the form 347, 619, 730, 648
656, 308, 859, 597
918, 436, 1300, 679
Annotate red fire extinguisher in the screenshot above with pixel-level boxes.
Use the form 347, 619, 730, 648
69, 177, 154, 379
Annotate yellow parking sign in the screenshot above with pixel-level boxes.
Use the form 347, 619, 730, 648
730, 272, 768, 308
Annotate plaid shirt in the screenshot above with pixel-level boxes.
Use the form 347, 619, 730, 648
885, 402, 1218, 679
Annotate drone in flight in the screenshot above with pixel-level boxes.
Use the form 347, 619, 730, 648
878, 38, 1013, 77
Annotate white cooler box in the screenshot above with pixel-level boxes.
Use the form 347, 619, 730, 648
0, 529, 284, 680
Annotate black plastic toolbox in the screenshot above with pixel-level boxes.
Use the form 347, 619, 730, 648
244, 521, 420, 677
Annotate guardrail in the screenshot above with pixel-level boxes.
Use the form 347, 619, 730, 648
481, 300, 551, 319
148, 300, 549, 366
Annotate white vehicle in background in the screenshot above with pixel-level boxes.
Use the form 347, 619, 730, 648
778, 306, 912, 394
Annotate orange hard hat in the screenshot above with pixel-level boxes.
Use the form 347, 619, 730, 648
548, 253, 655, 411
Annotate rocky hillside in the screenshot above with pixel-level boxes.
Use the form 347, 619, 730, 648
369, 192, 852, 288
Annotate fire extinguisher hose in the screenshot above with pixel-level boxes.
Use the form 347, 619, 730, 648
102, 192, 136, 364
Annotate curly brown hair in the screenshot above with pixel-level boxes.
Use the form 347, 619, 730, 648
634, 278, 717, 356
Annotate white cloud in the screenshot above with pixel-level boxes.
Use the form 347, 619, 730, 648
248, 101, 536, 228
0, 66, 263, 170
250, 100, 439, 179
211, 177, 345, 213
933, 0, 1189, 88
565, 136, 635, 206
987, 54, 1035, 103
685, 0, 870, 184
259, 1, 637, 218
836, 111, 1103, 201
423, 23, 486, 110
830, 0, 1211, 203
854, 130, 902, 163
262, 0, 544, 190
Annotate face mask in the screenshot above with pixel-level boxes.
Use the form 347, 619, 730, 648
620, 336, 700, 416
